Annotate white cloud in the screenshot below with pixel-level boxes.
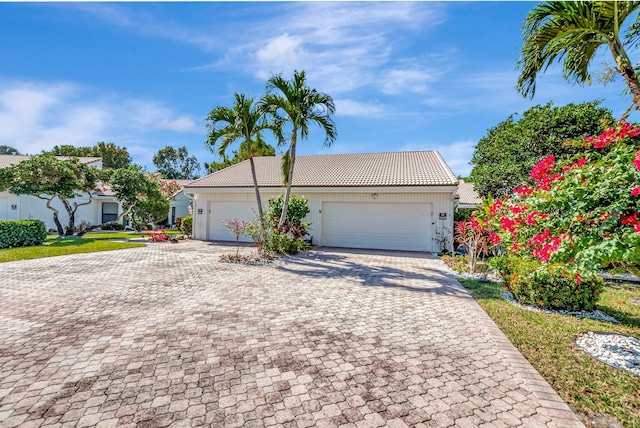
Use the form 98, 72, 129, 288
0, 80, 199, 155
335, 99, 386, 117
380, 68, 438, 95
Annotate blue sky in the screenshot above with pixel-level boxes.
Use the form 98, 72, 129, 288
0, 2, 638, 177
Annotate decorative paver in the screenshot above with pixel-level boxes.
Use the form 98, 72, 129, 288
0, 241, 583, 427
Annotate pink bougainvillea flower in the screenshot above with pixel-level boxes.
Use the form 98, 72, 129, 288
634, 149, 640, 171
488, 232, 500, 245
621, 213, 639, 226
509, 204, 528, 215
632, 187, 640, 197
513, 185, 533, 197
585, 119, 640, 148
530, 155, 555, 181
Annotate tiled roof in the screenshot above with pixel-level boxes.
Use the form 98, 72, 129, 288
0, 155, 102, 169
186, 151, 457, 189
456, 180, 482, 205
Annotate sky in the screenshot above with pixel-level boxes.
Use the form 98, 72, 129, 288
0, 1, 638, 178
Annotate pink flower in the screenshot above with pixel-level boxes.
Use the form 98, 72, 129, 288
530, 155, 555, 181
488, 233, 500, 245
632, 187, 640, 197
513, 186, 532, 197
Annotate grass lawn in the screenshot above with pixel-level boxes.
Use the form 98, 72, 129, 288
0, 237, 146, 263
461, 278, 640, 427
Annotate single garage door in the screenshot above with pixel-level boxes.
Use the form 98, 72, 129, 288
321, 202, 432, 251
208, 201, 259, 242
0, 198, 7, 220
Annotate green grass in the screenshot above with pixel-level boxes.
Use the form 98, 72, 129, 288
460, 278, 640, 427
0, 238, 146, 263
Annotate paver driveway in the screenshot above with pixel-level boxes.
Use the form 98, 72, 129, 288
0, 241, 583, 428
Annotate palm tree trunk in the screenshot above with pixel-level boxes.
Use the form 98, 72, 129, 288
610, 40, 640, 108
279, 135, 297, 229
248, 157, 264, 221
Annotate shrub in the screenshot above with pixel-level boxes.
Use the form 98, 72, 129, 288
515, 265, 604, 311
180, 215, 193, 236
267, 232, 310, 255
0, 220, 47, 249
268, 194, 311, 239
245, 216, 271, 255
101, 223, 125, 231
441, 255, 470, 274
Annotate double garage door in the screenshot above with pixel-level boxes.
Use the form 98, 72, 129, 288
207, 201, 433, 252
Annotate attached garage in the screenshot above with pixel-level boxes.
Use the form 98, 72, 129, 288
208, 201, 258, 242
185, 151, 457, 253
321, 202, 432, 251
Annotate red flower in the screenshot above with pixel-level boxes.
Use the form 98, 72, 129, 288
513, 185, 532, 197
509, 204, 528, 215
585, 119, 640, 148
622, 213, 639, 226
634, 149, 640, 171
530, 155, 555, 181
632, 187, 640, 197
488, 233, 500, 245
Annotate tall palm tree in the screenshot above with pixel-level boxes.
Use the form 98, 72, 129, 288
260, 70, 337, 228
517, 1, 640, 108
205, 93, 276, 218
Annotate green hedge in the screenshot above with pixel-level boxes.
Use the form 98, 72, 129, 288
0, 220, 47, 249
180, 215, 193, 236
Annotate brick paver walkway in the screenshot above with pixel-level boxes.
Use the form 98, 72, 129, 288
0, 241, 583, 427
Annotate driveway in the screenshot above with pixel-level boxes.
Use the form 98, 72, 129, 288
0, 241, 582, 428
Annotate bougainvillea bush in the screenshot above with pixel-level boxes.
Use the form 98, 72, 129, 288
482, 119, 640, 310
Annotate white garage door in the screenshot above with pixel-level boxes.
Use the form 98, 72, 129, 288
321, 202, 432, 251
208, 201, 260, 242
0, 198, 7, 220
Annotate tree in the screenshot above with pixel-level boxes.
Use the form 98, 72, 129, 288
260, 70, 337, 227
103, 166, 180, 229
0, 145, 20, 155
45, 142, 132, 169
517, 1, 640, 108
152, 146, 200, 180
205, 93, 278, 219
204, 138, 275, 173
469, 101, 614, 198
0, 154, 101, 236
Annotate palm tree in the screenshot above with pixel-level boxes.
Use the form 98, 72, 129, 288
260, 70, 337, 228
517, 1, 640, 108
205, 93, 276, 218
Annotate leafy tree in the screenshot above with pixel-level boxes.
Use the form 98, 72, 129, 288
205, 93, 278, 219
104, 166, 181, 229
260, 70, 336, 227
470, 101, 614, 198
45, 142, 132, 169
0, 145, 20, 155
517, 1, 640, 108
152, 145, 200, 180
0, 154, 101, 236
204, 139, 275, 173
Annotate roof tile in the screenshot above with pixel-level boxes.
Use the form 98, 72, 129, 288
186, 151, 457, 188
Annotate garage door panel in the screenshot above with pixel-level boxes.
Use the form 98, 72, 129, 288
321, 202, 432, 251
208, 202, 259, 242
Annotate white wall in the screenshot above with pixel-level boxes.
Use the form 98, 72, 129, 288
191, 187, 455, 252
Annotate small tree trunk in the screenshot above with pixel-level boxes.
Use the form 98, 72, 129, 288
43, 197, 64, 236
279, 137, 297, 229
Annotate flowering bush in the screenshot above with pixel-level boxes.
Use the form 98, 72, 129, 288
484, 119, 640, 310
268, 194, 310, 240
454, 218, 490, 273
223, 218, 248, 257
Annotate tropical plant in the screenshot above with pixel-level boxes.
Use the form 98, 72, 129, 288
517, 1, 640, 108
260, 70, 337, 228
204, 139, 275, 173
470, 101, 613, 198
0, 145, 20, 155
206, 93, 279, 219
0, 154, 101, 236
222, 218, 248, 257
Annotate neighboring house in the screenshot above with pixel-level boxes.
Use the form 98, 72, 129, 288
455, 179, 482, 210
0, 154, 123, 231
167, 179, 193, 227
184, 151, 458, 252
